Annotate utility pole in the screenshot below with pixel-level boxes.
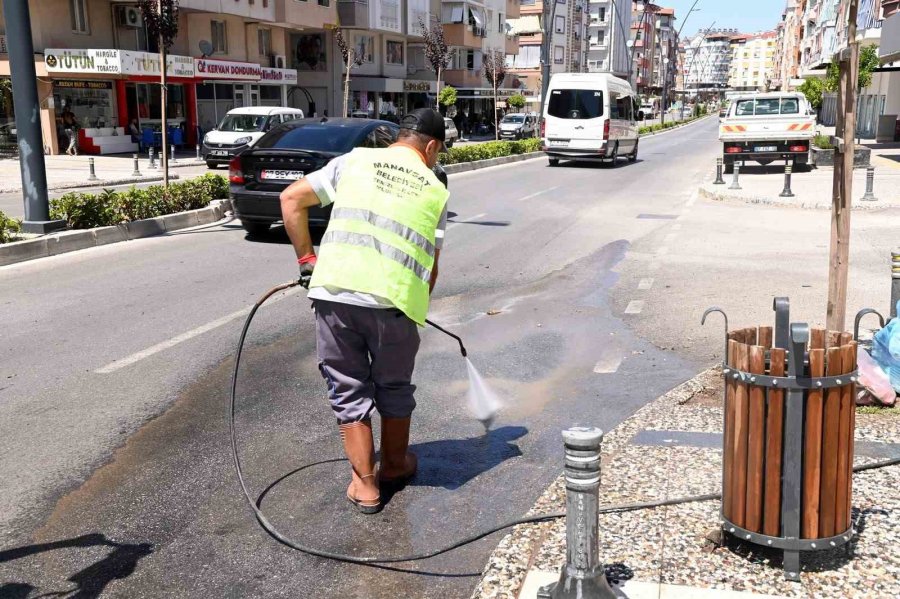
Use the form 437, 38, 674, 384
158, 0, 169, 189
825, 0, 859, 331
662, 0, 701, 126
540, 0, 561, 124
1, 0, 63, 233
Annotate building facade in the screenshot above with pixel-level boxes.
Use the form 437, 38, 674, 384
728, 31, 777, 91
507, 0, 588, 107
586, 0, 630, 77
683, 29, 736, 94
630, 3, 677, 100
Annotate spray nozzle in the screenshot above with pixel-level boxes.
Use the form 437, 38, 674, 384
425, 319, 467, 357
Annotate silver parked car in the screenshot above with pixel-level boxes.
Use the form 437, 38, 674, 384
499, 113, 537, 140
443, 117, 459, 148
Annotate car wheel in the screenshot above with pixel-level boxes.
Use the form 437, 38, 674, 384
628, 141, 638, 163
446, 140, 454, 149
548, 158, 560, 167
241, 221, 270, 236
724, 162, 734, 175
206, 161, 217, 169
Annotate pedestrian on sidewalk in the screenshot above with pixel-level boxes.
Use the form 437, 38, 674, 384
279, 108, 450, 514
61, 107, 78, 156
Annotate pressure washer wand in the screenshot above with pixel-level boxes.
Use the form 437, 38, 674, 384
425, 319, 467, 357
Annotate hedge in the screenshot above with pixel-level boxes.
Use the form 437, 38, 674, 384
637, 113, 706, 136
50, 174, 229, 230
0, 209, 20, 244
439, 138, 541, 165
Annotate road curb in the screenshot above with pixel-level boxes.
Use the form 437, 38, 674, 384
442, 151, 544, 174
0, 199, 232, 267
697, 185, 900, 210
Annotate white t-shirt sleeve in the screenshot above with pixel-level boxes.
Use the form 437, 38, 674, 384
305, 154, 348, 207
434, 205, 448, 250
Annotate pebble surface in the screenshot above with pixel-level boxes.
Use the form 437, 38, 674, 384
469, 367, 900, 599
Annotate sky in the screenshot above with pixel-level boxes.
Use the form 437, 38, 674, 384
658, 0, 788, 37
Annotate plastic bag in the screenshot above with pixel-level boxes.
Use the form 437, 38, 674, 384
863, 324, 899, 405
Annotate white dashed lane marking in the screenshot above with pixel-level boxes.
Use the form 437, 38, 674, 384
518, 187, 560, 202
447, 212, 487, 231
638, 278, 655, 290
624, 300, 645, 315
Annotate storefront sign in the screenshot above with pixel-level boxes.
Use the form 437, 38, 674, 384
121, 51, 195, 78
403, 80, 432, 92
195, 58, 262, 81
44, 49, 122, 74
53, 80, 113, 90
260, 67, 298, 85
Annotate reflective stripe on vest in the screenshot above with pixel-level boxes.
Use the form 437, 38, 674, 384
321, 229, 431, 282
331, 207, 436, 258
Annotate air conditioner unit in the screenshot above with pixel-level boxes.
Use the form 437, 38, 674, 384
272, 54, 287, 69
118, 6, 143, 29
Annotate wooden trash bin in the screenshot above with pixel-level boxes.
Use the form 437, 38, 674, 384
705, 297, 861, 581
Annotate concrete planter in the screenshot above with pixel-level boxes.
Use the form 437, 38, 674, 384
811, 146, 871, 168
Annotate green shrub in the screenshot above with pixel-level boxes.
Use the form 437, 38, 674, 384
439, 138, 540, 165
0, 209, 21, 244
813, 134, 834, 150
50, 174, 230, 230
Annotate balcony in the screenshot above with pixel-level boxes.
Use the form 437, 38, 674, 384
505, 34, 520, 55
507, 0, 521, 19
444, 68, 485, 88
444, 23, 488, 49
337, 0, 370, 29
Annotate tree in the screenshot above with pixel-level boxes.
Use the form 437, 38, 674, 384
481, 50, 508, 141
335, 29, 363, 119
438, 86, 457, 113
798, 77, 825, 110
420, 18, 451, 104
507, 93, 526, 112
138, 0, 179, 189
825, 45, 879, 92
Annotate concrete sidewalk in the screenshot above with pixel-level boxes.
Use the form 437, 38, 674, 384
471, 370, 900, 599
0, 151, 209, 194
700, 161, 900, 209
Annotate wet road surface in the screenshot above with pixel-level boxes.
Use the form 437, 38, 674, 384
0, 119, 719, 597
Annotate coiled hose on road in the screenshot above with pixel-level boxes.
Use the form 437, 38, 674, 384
230, 280, 900, 566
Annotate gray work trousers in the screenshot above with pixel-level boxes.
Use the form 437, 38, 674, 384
314, 300, 420, 424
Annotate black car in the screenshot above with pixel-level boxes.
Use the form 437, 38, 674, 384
229, 118, 401, 236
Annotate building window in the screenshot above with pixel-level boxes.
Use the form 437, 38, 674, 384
258, 28, 272, 57
318, 0, 329, 6
554, 45, 564, 64
70, 0, 89, 34
598, 7, 605, 22
597, 30, 605, 45
555, 16, 566, 34
521, 0, 536, 4
499, 13, 505, 33
212, 21, 227, 54
385, 40, 404, 65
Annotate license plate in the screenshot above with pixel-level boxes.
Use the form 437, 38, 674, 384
755, 146, 777, 153
261, 170, 305, 181
212, 150, 229, 156
549, 139, 569, 147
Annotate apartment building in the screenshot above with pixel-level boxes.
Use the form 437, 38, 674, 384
630, 3, 677, 98
728, 31, 777, 91
586, 0, 630, 77
507, 0, 588, 106
0, 0, 342, 154
683, 29, 736, 93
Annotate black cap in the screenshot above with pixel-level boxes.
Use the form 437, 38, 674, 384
400, 108, 447, 152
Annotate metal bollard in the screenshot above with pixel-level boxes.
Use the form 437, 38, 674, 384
87, 157, 98, 181
196, 143, 201, 161
861, 165, 877, 202
713, 157, 725, 185
538, 427, 617, 599
779, 162, 795, 198
891, 249, 900, 318
728, 162, 742, 190
131, 153, 142, 177
170, 145, 176, 164
148, 147, 157, 170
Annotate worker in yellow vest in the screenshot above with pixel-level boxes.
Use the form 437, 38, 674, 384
279, 109, 449, 514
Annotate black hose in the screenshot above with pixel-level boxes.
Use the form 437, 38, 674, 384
230, 281, 900, 565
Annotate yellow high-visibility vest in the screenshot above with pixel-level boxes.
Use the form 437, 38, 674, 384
309, 147, 449, 325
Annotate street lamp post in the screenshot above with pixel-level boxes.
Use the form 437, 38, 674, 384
661, 0, 701, 126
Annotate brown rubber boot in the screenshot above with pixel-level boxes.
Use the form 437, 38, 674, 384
379, 417, 418, 487
339, 420, 381, 514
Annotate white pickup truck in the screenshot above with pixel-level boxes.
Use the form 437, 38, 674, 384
719, 93, 816, 172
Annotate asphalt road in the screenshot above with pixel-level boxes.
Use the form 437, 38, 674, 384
0, 119, 718, 598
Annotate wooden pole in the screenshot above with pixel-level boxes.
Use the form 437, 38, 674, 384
826, 0, 859, 331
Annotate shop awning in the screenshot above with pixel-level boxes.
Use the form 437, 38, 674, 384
469, 8, 485, 27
